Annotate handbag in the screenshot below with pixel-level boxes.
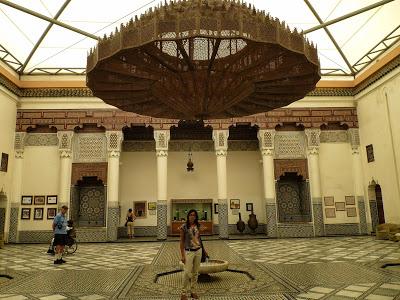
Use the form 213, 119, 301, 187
200, 236, 209, 262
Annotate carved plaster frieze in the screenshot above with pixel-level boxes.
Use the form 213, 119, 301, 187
320, 131, 348, 143
25, 133, 58, 146
154, 130, 170, 150
348, 128, 360, 147
73, 133, 107, 163
275, 132, 306, 159
212, 130, 229, 152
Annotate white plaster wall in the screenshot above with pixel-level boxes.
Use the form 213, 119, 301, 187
319, 143, 358, 224
19, 146, 59, 231
0, 87, 17, 239
227, 151, 265, 224
357, 70, 400, 223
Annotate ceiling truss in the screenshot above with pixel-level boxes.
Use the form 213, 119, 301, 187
0, 0, 398, 76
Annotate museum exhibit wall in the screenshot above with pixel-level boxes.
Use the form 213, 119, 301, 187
357, 69, 400, 223
0, 86, 18, 240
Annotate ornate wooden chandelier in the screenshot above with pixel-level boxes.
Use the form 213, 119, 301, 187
87, 0, 321, 120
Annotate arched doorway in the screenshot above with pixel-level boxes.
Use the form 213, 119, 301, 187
375, 184, 385, 224
71, 176, 106, 227
276, 172, 312, 223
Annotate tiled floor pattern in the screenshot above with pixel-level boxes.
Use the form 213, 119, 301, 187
0, 237, 400, 299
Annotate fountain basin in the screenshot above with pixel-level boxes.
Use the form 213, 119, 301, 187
179, 259, 229, 274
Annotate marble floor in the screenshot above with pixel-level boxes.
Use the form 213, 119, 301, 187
0, 237, 400, 299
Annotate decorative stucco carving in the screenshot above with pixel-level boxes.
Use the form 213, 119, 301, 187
348, 128, 360, 147
275, 132, 306, 159
25, 133, 58, 146
154, 130, 170, 151
274, 159, 309, 180
73, 133, 107, 163
212, 130, 229, 153
320, 131, 348, 143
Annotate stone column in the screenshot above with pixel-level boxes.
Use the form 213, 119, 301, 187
154, 130, 170, 240
257, 129, 277, 238
212, 130, 229, 239
348, 128, 368, 235
305, 129, 324, 237
106, 131, 123, 241
57, 131, 74, 211
9, 132, 25, 243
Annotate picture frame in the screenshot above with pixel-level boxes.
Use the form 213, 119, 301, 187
230, 199, 240, 209
346, 207, 357, 217
246, 203, 253, 212
21, 195, 33, 205
134, 201, 147, 218
345, 196, 355, 205
47, 195, 58, 205
21, 208, 31, 219
0, 152, 8, 172
324, 196, 334, 206
325, 208, 336, 218
148, 202, 156, 210
34, 195, 45, 205
214, 203, 219, 214
34, 208, 44, 220
335, 202, 345, 211
47, 208, 57, 219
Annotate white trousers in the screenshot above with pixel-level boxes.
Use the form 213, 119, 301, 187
182, 248, 202, 294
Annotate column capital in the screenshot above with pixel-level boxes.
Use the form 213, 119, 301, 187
261, 149, 274, 156
305, 128, 321, 150
154, 130, 170, 151
212, 129, 229, 153
347, 128, 360, 147
156, 150, 168, 157
351, 145, 360, 155
57, 131, 74, 155
14, 132, 26, 152
257, 129, 275, 151
106, 131, 123, 154
15, 149, 24, 159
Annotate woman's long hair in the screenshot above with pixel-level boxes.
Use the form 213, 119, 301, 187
186, 209, 200, 229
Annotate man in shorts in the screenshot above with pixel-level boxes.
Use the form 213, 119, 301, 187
52, 205, 68, 264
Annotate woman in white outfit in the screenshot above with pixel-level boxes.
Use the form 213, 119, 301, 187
179, 209, 207, 300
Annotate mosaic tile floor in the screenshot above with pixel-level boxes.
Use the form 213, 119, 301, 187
0, 237, 400, 299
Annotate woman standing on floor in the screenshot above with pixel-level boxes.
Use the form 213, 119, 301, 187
126, 208, 136, 238
179, 209, 207, 300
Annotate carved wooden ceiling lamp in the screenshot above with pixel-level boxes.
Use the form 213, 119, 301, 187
87, 0, 321, 120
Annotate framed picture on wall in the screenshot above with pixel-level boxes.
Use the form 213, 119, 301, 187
148, 202, 156, 210
335, 202, 345, 211
47, 208, 57, 219
324, 196, 334, 206
21, 195, 33, 205
325, 208, 336, 218
0, 152, 8, 172
21, 208, 31, 219
230, 199, 240, 209
345, 196, 355, 205
346, 207, 357, 217
34, 195, 45, 205
246, 203, 253, 212
47, 195, 58, 205
134, 201, 147, 218
34, 208, 44, 220
214, 203, 219, 214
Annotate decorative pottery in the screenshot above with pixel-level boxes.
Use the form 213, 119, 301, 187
248, 210, 258, 233
236, 212, 245, 233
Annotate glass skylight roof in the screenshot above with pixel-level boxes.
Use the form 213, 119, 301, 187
0, 0, 399, 76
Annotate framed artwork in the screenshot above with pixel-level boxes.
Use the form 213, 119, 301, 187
47, 195, 58, 205
325, 208, 336, 218
148, 202, 156, 210
34, 208, 44, 220
345, 196, 355, 205
34, 195, 45, 205
21, 195, 33, 205
21, 208, 31, 219
324, 196, 334, 206
214, 203, 219, 214
232, 209, 239, 215
246, 203, 253, 212
134, 201, 147, 218
346, 207, 357, 217
47, 208, 57, 219
335, 202, 345, 211
230, 199, 240, 209
0, 152, 8, 172
366, 144, 374, 163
